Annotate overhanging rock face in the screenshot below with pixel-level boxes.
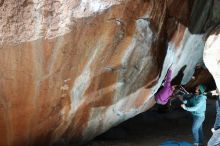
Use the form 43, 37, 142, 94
0, 0, 219, 146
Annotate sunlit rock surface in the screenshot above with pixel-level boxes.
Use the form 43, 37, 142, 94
204, 26, 220, 90
0, 0, 219, 146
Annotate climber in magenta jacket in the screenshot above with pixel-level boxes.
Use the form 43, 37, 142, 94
155, 68, 174, 105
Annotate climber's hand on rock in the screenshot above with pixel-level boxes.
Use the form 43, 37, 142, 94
211, 128, 216, 133
211, 90, 218, 96
181, 104, 186, 109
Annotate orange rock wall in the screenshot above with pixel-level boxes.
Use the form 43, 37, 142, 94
0, 0, 219, 146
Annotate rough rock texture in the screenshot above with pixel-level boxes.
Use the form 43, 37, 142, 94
0, 0, 219, 146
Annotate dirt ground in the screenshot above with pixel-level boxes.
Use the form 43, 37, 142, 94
83, 99, 216, 146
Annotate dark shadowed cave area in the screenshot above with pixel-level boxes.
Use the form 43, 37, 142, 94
83, 99, 216, 146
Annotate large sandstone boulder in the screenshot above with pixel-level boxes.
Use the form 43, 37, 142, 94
0, 0, 219, 145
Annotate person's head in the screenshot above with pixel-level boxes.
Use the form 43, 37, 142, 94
195, 84, 206, 95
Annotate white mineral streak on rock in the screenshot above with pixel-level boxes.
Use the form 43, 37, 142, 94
175, 29, 204, 84
69, 48, 98, 115
151, 24, 204, 94
0, 0, 122, 43
115, 16, 154, 100
86, 16, 154, 132
100, 88, 152, 136
58, 47, 99, 142
121, 17, 153, 66
81, 83, 124, 141
204, 34, 220, 90
167, 28, 204, 85
53, 49, 100, 141
82, 107, 106, 141
80, 16, 155, 141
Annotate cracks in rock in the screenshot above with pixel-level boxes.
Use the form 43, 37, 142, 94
107, 18, 126, 49
107, 18, 124, 24
134, 64, 140, 71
